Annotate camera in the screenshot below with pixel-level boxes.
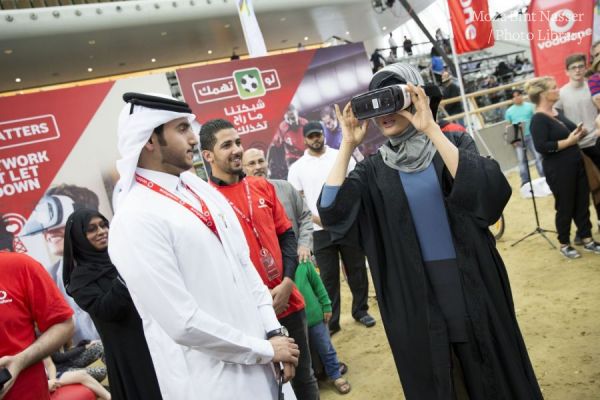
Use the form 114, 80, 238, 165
0, 368, 12, 391
351, 84, 411, 120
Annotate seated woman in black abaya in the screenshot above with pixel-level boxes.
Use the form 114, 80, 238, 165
63, 209, 163, 400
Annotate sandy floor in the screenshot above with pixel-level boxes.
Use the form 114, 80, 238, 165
319, 170, 600, 400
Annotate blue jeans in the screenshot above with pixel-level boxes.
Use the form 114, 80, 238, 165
515, 135, 544, 186
308, 322, 342, 380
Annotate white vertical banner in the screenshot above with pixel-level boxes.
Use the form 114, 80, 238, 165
237, 0, 268, 57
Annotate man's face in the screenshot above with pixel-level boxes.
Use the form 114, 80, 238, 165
155, 117, 198, 175
204, 128, 244, 175
512, 91, 523, 105
243, 149, 268, 177
566, 60, 586, 82
304, 131, 325, 152
321, 114, 337, 131
285, 110, 299, 127
43, 226, 65, 256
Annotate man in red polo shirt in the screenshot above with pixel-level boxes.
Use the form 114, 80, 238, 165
201, 119, 319, 400
0, 216, 74, 400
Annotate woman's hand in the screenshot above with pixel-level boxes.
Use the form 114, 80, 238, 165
567, 124, 585, 146
335, 103, 368, 149
398, 83, 438, 134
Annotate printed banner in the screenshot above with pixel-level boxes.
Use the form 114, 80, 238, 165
0, 74, 171, 267
176, 43, 379, 179
447, 0, 495, 54
0, 83, 113, 248
528, 0, 595, 86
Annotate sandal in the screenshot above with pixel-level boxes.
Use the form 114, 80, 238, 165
332, 377, 351, 395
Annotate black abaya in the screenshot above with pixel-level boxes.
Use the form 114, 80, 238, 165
318, 134, 543, 400
64, 209, 162, 400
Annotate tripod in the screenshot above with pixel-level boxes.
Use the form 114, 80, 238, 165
511, 123, 556, 249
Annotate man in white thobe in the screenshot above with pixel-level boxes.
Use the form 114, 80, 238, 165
108, 92, 299, 400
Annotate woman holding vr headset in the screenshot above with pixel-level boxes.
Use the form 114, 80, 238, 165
317, 63, 542, 400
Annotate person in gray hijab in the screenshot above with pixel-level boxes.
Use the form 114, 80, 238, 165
316, 63, 543, 400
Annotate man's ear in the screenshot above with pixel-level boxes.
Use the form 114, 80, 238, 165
143, 133, 157, 151
201, 149, 213, 163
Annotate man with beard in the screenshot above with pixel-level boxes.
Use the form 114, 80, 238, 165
268, 105, 308, 178
201, 119, 319, 400
109, 94, 299, 399
287, 122, 374, 336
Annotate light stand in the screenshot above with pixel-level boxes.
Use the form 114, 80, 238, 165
511, 123, 556, 248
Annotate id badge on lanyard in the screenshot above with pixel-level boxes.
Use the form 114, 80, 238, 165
230, 179, 281, 282
260, 247, 279, 281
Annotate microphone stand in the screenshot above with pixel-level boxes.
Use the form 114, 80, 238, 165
511, 123, 556, 248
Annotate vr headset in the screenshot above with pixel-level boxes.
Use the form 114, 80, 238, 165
350, 74, 442, 121
22, 195, 75, 236
351, 84, 412, 120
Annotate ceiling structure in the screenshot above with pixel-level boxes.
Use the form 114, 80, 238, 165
0, 0, 437, 93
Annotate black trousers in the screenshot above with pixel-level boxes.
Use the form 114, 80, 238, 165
312, 230, 369, 330
279, 310, 319, 400
582, 141, 600, 220
544, 159, 592, 244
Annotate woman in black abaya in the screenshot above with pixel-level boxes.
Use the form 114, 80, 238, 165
318, 63, 542, 399
63, 209, 162, 400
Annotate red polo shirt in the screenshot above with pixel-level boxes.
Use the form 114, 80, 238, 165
213, 176, 304, 319
0, 252, 74, 400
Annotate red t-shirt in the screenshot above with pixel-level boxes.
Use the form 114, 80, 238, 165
214, 176, 305, 319
0, 252, 74, 400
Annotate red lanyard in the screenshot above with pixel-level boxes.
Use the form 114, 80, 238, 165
226, 179, 264, 247
135, 174, 221, 242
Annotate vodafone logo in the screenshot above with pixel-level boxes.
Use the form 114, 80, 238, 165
2, 213, 26, 236
549, 9, 576, 33
0, 290, 12, 305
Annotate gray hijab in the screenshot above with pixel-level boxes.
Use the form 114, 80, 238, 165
378, 125, 436, 173
372, 63, 437, 173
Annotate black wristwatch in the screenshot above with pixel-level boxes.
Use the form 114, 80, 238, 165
266, 326, 289, 339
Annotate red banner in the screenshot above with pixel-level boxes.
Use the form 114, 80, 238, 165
528, 0, 595, 86
0, 83, 113, 226
177, 51, 313, 147
448, 0, 495, 54
176, 44, 378, 179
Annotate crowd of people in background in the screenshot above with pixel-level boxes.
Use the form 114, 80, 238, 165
1, 31, 600, 400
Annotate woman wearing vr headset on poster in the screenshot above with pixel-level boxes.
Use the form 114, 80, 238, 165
317, 64, 542, 399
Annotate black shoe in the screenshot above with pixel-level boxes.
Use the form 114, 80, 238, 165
574, 235, 583, 246
329, 325, 341, 336
355, 314, 376, 328
339, 362, 348, 375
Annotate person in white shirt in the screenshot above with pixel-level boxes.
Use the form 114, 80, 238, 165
287, 121, 375, 336
108, 92, 299, 400
388, 33, 398, 60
